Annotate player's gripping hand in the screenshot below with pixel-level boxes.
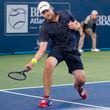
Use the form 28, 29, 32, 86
25, 58, 37, 71
68, 20, 81, 31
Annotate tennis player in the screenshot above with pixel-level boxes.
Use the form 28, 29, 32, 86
26, 1, 87, 108
78, 10, 100, 53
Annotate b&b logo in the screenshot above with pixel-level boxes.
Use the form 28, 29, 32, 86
97, 15, 110, 26
5, 3, 70, 35
6, 5, 28, 33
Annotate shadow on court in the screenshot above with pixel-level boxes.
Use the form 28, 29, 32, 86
0, 82, 110, 110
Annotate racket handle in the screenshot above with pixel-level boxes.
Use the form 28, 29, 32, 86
23, 69, 29, 72
26, 65, 32, 71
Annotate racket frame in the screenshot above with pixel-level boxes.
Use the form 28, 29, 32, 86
8, 69, 28, 81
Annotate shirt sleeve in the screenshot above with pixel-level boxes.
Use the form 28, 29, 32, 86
38, 21, 49, 42
65, 10, 75, 22
84, 16, 90, 24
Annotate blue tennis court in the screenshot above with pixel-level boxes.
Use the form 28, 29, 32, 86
0, 81, 110, 110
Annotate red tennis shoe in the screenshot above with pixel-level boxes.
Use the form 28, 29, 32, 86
38, 96, 52, 108
77, 87, 87, 99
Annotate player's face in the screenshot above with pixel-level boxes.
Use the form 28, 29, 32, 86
41, 8, 54, 20
92, 14, 98, 20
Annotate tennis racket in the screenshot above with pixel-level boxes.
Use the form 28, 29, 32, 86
8, 69, 29, 81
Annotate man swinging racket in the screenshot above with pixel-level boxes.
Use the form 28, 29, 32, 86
26, 1, 87, 108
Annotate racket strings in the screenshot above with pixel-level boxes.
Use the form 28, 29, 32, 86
8, 72, 26, 80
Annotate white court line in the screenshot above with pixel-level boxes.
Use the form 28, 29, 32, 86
0, 80, 110, 91
1, 90, 110, 110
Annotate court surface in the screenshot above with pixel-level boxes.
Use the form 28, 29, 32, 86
0, 81, 110, 110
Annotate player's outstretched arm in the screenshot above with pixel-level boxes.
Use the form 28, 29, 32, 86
25, 42, 48, 71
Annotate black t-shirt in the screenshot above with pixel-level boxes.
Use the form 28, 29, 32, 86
39, 10, 79, 51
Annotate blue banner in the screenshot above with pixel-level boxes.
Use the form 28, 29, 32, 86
0, 0, 110, 54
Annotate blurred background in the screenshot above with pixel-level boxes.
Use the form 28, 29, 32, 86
0, 0, 110, 89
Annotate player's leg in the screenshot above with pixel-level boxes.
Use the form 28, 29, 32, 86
43, 56, 58, 97
73, 70, 87, 99
78, 26, 85, 53
38, 49, 63, 108
38, 56, 58, 108
73, 70, 86, 89
64, 51, 87, 99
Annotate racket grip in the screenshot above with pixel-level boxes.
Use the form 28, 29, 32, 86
26, 65, 32, 71
24, 69, 29, 72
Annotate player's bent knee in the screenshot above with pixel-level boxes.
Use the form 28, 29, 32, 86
79, 75, 86, 84
45, 60, 56, 70
45, 57, 58, 69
